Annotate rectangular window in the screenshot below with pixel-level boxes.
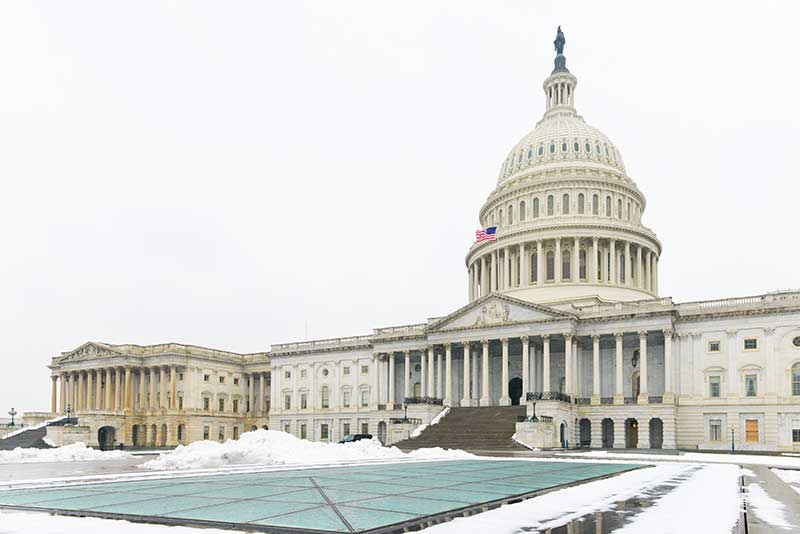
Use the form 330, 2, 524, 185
745, 375, 757, 397
218, 398, 225, 412
203, 426, 210, 440
203, 397, 210, 411
300, 424, 307, 439
233, 399, 239, 413
709, 376, 721, 398
203, 374, 210, 382
343, 390, 351, 408
361, 390, 369, 407
708, 340, 720, 352
300, 369, 307, 379
709, 419, 722, 442
218, 425, 225, 442
301, 393, 308, 410
793, 423, 800, 443
283, 423, 290, 433
219, 376, 225, 384
178, 373, 184, 381
744, 338, 758, 350
178, 397, 183, 410
233, 377, 239, 385
361, 422, 369, 434
343, 422, 350, 436
233, 426, 239, 440
343, 366, 351, 375
321, 424, 329, 441
284, 370, 291, 379
745, 419, 759, 443
284, 394, 291, 410
361, 365, 369, 375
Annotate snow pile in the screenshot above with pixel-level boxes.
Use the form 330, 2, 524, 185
143, 429, 471, 471
0, 442, 132, 464
411, 407, 449, 438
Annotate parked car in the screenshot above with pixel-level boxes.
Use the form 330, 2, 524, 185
338, 434, 372, 444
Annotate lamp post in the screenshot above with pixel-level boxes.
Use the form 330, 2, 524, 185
731, 428, 735, 452
8, 408, 17, 427
66, 404, 72, 423
403, 403, 408, 423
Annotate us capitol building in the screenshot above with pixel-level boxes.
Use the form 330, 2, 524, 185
34, 30, 800, 452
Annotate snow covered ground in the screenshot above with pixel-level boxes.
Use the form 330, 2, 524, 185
773, 468, 800, 495
142, 429, 471, 470
564, 449, 800, 468
0, 442, 132, 464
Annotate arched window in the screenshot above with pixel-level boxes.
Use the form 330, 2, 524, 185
617, 198, 623, 219
531, 253, 538, 283
579, 249, 587, 280
606, 196, 612, 216
562, 250, 571, 280
546, 251, 555, 281
538, 145, 544, 156
498, 209, 503, 226
619, 254, 625, 282
592, 194, 599, 215
519, 201, 526, 221
578, 193, 585, 214
321, 386, 329, 408
547, 195, 554, 216
793, 363, 800, 396
508, 204, 514, 225
627, 202, 631, 220
528, 147, 532, 159
533, 198, 540, 218
562, 194, 570, 215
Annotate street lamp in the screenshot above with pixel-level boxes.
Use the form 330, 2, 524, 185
8, 408, 17, 427
731, 428, 735, 452
403, 403, 408, 423
66, 404, 72, 423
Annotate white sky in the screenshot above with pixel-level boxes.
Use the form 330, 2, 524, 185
1, 1, 798, 412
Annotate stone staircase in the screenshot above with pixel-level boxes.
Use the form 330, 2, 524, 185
394, 405, 529, 454
0, 426, 51, 451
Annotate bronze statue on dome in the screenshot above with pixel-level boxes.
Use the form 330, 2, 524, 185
554, 26, 565, 55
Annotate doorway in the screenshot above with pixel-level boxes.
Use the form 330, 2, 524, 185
602, 418, 614, 448
97, 426, 116, 451
625, 418, 638, 448
579, 418, 591, 447
649, 418, 663, 449
377, 421, 387, 445
509, 377, 523, 405
560, 422, 568, 448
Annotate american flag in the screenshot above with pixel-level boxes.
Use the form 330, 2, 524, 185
475, 226, 497, 242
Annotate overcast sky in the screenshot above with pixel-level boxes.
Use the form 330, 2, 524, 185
1, 1, 798, 413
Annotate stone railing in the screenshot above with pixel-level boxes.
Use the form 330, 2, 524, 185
527, 391, 572, 403
600, 397, 614, 405
677, 290, 800, 315
372, 323, 428, 336
403, 396, 443, 406
648, 396, 663, 404
517, 415, 553, 423
271, 335, 372, 354
575, 397, 591, 405
578, 297, 674, 316
624, 396, 636, 405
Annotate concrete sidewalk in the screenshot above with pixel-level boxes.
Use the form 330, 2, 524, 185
744, 466, 800, 533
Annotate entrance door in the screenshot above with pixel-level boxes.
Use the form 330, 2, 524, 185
509, 377, 523, 405
377, 421, 387, 445
625, 418, 638, 448
560, 422, 567, 448
746, 420, 759, 443
579, 419, 591, 447
97, 426, 116, 451
602, 418, 614, 448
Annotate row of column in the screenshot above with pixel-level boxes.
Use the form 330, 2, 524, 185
468, 237, 659, 300
245, 372, 270, 416
379, 329, 674, 408
53, 366, 179, 414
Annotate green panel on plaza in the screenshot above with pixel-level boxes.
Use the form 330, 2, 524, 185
0, 459, 642, 533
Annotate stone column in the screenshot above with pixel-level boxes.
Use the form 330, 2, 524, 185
564, 333, 573, 397
59, 373, 67, 414
419, 348, 427, 397
614, 333, 624, 404
638, 331, 648, 403
491, 250, 498, 292
435, 351, 442, 399
609, 239, 617, 285
444, 344, 452, 406
461, 342, 471, 406
653, 255, 659, 294
68, 372, 75, 411
645, 249, 652, 292
481, 256, 487, 296
543, 335, 551, 393
624, 242, 631, 286
115, 368, 122, 410
636, 246, 643, 289
372, 354, 380, 408
170, 365, 177, 409
468, 264, 474, 302
96, 369, 104, 409
388, 353, 396, 409
536, 241, 544, 284
663, 329, 674, 402
480, 340, 491, 406
499, 338, 510, 405
573, 237, 580, 281
726, 330, 737, 399
138, 369, 146, 410
51, 376, 58, 414
521, 336, 529, 399
124, 367, 132, 410
591, 237, 599, 282
260, 372, 267, 415
77, 371, 85, 410
592, 335, 601, 405
160, 366, 168, 409
555, 238, 562, 283
403, 351, 410, 399
591, 418, 603, 449
87, 370, 94, 410
520, 244, 527, 286
428, 347, 435, 397
504, 247, 511, 290
247, 374, 254, 414
104, 368, 112, 409
472, 351, 480, 403
149, 367, 157, 410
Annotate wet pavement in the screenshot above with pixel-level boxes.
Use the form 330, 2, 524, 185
0, 456, 151, 484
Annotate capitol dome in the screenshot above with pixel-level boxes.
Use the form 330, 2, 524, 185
465, 29, 662, 307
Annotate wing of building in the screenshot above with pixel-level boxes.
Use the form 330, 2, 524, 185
37, 30, 800, 453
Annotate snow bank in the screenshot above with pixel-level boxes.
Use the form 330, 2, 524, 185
0, 442, 132, 464
411, 407, 449, 438
143, 429, 471, 471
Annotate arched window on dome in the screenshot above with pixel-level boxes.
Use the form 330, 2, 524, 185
549, 143, 556, 154
547, 195, 554, 216
595, 143, 601, 155
585, 142, 591, 154
573, 142, 580, 153
561, 142, 568, 153
592, 194, 599, 215
531, 252, 538, 283
627, 202, 631, 221
605, 196, 612, 217
578, 193, 585, 214
619, 254, 625, 283
518, 152, 523, 163
519, 201, 526, 222
546, 251, 555, 281
617, 199, 623, 219
562, 194, 570, 215
562, 250, 571, 280
508, 204, 514, 225
579, 249, 587, 280
528, 148, 532, 160
533, 198, 540, 218
792, 363, 800, 396
538, 145, 544, 156
498, 209, 503, 227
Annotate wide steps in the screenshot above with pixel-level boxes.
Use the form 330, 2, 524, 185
0, 427, 49, 451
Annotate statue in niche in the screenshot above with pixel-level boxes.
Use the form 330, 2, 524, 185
554, 25, 565, 55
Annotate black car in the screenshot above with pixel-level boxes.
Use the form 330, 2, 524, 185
338, 434, 372, 444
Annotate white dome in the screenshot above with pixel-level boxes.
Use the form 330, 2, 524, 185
497, 113, 626, 186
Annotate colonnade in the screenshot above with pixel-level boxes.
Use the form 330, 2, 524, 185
468, 237, 659, 300
378, 328, 674, 408
245, 372, 270, 416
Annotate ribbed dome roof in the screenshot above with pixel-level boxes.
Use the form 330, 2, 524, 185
497, 113, 626, 186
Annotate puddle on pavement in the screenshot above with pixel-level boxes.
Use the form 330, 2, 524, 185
516, 467, 700, 534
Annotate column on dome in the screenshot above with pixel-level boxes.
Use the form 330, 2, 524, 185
480, 256, 486, 296
520, 244, 526, 286
638, 331, 649, 403
491, 251, 498, 292
555, 238, 562, 283
480, 340, 491, 406
599, 242, 607, 283
536, 241, 544, 285
573, 237, 580, 282
461, 342, 471, 406
403, 351, 410, 399
500, 338, 510, 405
592, 335, 601, 405
624, 242, 632, 286
645, 249, 652, 292
591, 237, 599, 283
388, 352, 396, 409
444, 344, 452, 406
636, 245, 643, 289
614, 333, 624, 404
653, 254, 659, 294
609, 239, 617, 285
543, 335, 551, 393
506, 247, 512, 289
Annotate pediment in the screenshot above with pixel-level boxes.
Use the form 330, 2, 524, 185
428, 294, 574, 332
59, 341, 123, 362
